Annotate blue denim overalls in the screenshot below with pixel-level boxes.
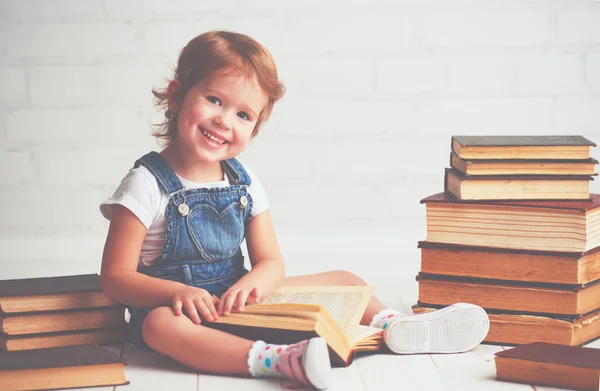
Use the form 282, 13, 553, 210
126, 151, 252, 349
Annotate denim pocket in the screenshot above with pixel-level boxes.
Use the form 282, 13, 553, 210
186, 202, 244, 263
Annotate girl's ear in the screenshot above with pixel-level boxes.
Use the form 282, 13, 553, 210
166, 80, 182, 113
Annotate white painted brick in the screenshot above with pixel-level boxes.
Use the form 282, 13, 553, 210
556, 97, 600, 131
516, 52, 584, 93
143, 20, 285, 57
557, 12, 600, 44
586, 52, 600, 90
376, 57, 446, 96
280, 58, 375, 98
421, 98, 555, 135
284, 14, 419, 52
105, 0, 243, 14
0, 151, 36, 184
40, 147, 153, 186
444, 55, 516, 94
6, 108, 157, 145
28, 64, 163, 105
0, 68, 27, 102
263, 96, 417, 137
0, 236, 104, 271
5, 23, 138, 59
0, 0, 103, 22
422, 12, 550, 46
0, 188, 109, 229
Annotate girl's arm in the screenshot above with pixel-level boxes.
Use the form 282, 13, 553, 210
100, 205, 190, 308
217, 209, 285, 314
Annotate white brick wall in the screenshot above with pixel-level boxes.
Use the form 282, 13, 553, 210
1, 0, 599, 279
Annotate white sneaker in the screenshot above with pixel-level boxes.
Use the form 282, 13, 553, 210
384, 303, 490, 354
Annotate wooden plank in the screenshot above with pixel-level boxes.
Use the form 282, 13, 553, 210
357, 353, 448, 391
432, 344, 530, 391
197, 374, 281, 391
117, 344, 197, 391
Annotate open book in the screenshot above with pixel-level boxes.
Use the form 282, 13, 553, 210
209, 286, 384, 367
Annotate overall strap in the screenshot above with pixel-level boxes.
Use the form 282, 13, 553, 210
134, 151, 185, 195
221, 158, 252, 186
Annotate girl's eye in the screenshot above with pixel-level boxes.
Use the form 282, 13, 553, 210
207, 96, 221, 105
237, 112, 250, 121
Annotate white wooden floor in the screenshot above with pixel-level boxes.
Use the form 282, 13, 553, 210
71, 274, 600, 391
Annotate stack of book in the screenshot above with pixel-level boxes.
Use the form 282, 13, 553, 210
0, 274, 126, 351
413, 135, 600, 346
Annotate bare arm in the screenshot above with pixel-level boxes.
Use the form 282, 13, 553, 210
218, 209, 285, 314
100, 205, 188, 308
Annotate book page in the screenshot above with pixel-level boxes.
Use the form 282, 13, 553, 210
264, 286, 374, 342
352, 325, 383, 346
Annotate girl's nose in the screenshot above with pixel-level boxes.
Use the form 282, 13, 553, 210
214, 111, 233, 130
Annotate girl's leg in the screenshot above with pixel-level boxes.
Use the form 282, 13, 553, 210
142, 306, 253, 374
282, 270, 386, 326
141, 306, 332, 389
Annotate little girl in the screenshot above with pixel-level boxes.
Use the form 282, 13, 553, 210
100, 30, 490, 390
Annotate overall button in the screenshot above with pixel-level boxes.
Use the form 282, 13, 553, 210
178, 203, 190, 216
239, 195, 248, 208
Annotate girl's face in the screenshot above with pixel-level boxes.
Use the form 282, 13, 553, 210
172, 69, 268, 167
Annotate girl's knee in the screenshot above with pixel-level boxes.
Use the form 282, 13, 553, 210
142, 306, 175, 347
331, 270, 366, 286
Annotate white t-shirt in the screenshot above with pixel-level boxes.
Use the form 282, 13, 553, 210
100, 163, 269, 266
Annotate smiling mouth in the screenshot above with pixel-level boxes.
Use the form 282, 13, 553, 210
200, 128, 229, 145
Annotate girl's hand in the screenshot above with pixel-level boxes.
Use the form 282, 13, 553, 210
171, 286, 219, 324
218, 282, 262, 316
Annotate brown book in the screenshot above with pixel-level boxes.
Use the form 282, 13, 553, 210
0, 345, 128, 391
452, 135, 596, 160
0, 274, 118, 314
444, 168, 592, 200
417, 273, 600, 316
450, 152, 598, 176
495, 342, 600, 390
413, 304, 600, 346
418, 241, 600, 285
0, 328, 125, 351
208, 286, 384, 367
0, 307, 127, 335
421, 192, 600, 252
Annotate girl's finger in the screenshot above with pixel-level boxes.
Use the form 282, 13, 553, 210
172, 299, 183, 316
182, 298, 201, 325
217, 291, 229, 315
194, 299, 213, 322
235, 289, 250, 311
223, 289, 240, 315
248, 287, 261, 304
202, 296, 219, 321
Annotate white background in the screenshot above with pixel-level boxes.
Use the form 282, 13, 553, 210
1, 0, 599, 283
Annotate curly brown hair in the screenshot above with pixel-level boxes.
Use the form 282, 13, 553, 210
152, 31, 286, 146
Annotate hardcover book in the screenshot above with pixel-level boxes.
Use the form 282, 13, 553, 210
449, 152, 598, 176
0, 274, 118, 314
416, 273, 600, 316
421, 193, 600, 252
208, 286, 384, 367
495, 342, 600, 390
451, 135, 596, 160
444, 168, 592, 200
418, 241, 600, 285
0, 345, 128, 391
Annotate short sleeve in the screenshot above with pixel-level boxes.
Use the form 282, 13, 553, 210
245, 166, 270, 217
99, 166, 161, 229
